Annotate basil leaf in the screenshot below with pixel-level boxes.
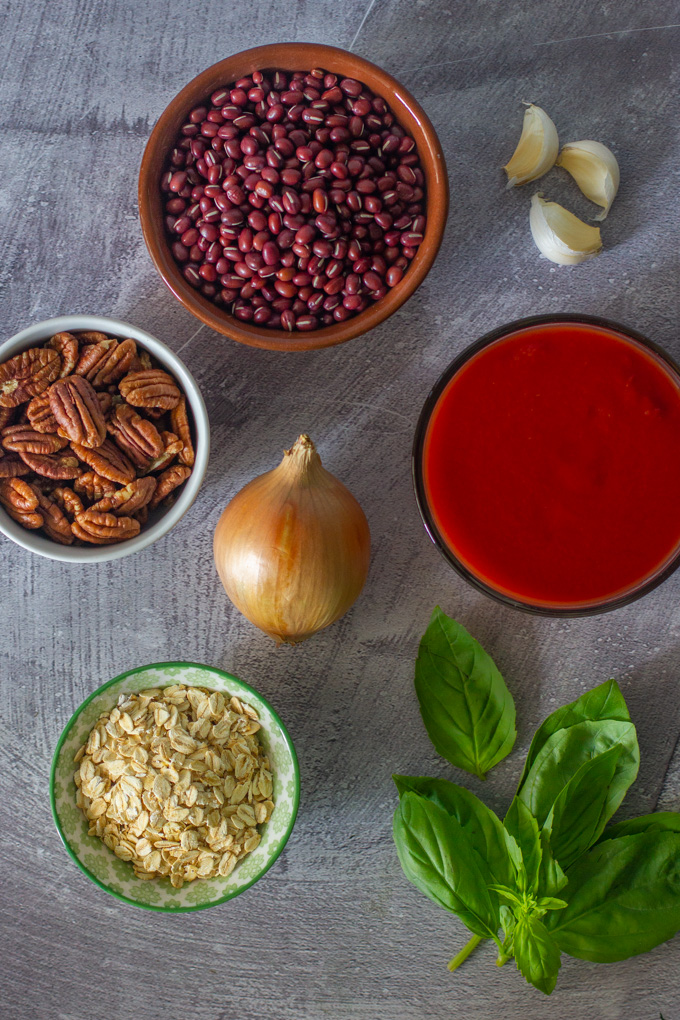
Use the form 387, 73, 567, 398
393, 791, 500, 939
517, 679, 631, 790
505, 797, 542, 893
546, 832, 680, 962
414, 607, 516, 779
596, 811, 680, 844
536, 896, 568, 912
518, 718, 639, 828
538, 831, 568, 897
489, 883, 523, 907
543, 745, 623, 869
393, 775, 515, 887
499, 905, 517, 962
514, 915, 561, 995
504, 833, 524, 878
500, 904, 516, 937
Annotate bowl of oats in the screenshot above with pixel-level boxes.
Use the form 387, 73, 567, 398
49, 662, 299, 911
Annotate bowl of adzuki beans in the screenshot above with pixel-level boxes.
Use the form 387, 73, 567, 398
139, 43, 448, 351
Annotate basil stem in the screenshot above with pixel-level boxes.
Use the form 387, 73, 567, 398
447, 934, 483, 972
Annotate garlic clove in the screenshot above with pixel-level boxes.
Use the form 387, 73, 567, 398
556, 140, 620, 220
504, 104, 559, 187
529, 193, 602, 265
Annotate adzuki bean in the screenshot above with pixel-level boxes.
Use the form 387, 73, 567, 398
161, 66, 426, 332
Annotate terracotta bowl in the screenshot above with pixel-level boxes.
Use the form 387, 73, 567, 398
139, 42, 449, 352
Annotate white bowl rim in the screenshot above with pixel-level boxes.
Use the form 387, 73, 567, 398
0, 315, 210, 563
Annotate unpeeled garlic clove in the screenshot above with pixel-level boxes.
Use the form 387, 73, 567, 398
529, 193, 602, 265
556, 140, 620, 220
503, 104, 559, 187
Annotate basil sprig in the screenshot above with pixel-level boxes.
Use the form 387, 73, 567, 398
393, 613, 680, 996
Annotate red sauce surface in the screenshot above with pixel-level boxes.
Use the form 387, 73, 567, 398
423, 322, 680, 606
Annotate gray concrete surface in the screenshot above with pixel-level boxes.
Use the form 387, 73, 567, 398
1, 1, 679, 1017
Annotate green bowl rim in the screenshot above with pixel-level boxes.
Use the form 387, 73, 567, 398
49, 660, 301, 913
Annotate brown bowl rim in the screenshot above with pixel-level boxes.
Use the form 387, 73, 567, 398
139, 42, 449, 352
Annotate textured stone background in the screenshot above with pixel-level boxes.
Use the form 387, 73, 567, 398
1, 1, 679, 1017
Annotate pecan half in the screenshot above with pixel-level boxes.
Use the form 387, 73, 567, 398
142, 407, 168, 421
37, 491, 73, 545
52, 486, 85, 519
74, 471, 117, 503
0, 477, 39, 512
72, 509, 140, 545
2, 424, 69, 456
102, 339, 138, 384
49, 375, 106, 448
46, 332, 79, 378
71, 437, 135, 484
31, 476, 59, 494
91, 476, 156, 516
74, 331, 109, 345
170, 397, 195, 468
0, 453, 31, 478
107, 403, 163, 469
129, 350, 153, 372
0, 348, 61, 407
74, 338, 116, 380
148, 464, 191, 510
0, 407, 14, 430
119, 369, 181, 411
75, 338, 137, 389
146, 431, 183, 473
19, 450, 82, 479
2, 506, 43, 528
97, 392, 113, 416
26, 391, 59, 433
0, 478, 43, 528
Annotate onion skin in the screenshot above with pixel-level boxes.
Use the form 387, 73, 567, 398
213, 435, 371, 644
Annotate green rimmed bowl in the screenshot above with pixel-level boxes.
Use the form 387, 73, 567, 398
50, 662, 300, 911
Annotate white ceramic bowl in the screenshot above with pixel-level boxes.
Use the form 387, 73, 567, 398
0, 315, 210, 563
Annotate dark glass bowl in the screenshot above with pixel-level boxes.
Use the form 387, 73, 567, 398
412, 313, 680, 617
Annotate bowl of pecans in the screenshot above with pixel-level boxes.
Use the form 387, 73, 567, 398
0, 315, 209, 562
50, 661, 300, 911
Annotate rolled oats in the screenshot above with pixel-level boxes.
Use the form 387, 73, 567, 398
74, 684, 275, 885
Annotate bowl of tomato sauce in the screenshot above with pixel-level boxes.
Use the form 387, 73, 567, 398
413, 314, 680, 615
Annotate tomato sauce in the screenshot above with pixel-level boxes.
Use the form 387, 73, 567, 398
422, 321, 680, 607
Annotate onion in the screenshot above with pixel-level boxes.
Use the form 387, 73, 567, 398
213, 434, 371, 644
